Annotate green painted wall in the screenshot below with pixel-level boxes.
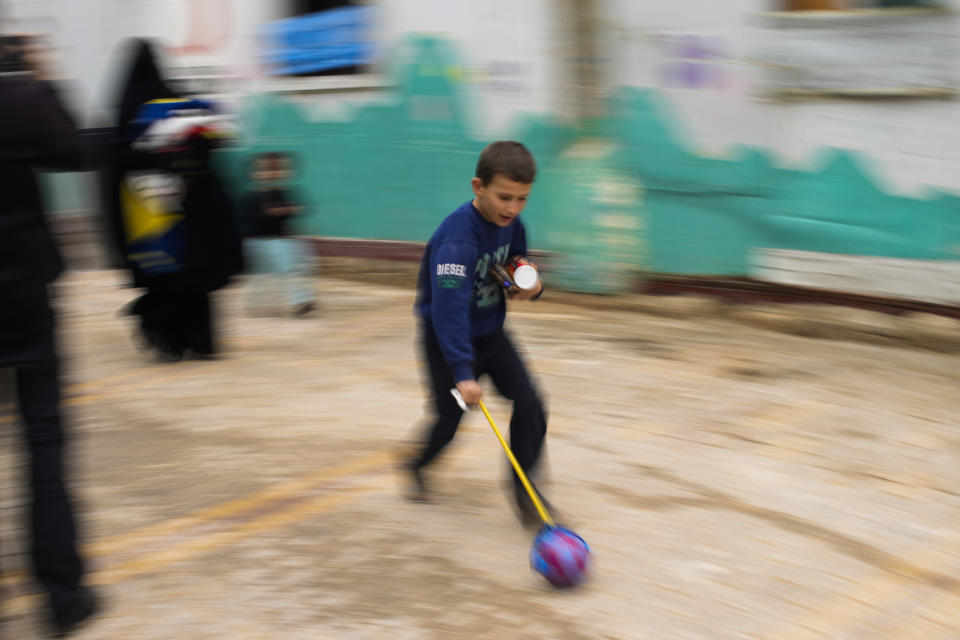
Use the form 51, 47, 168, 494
603, 88, 960, 275
37, 34, 959, 293
221, 37, 489, 242
221, 36, 960, 293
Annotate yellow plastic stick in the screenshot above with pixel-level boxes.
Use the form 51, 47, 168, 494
477, 399, 555, 527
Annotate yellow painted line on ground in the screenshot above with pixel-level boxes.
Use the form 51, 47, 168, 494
5, 341, 404, 602
1, 482, 382, 618
92, 484, 379, 585
7, 354, 414, 565
0, 280, 471, 614
0, 451, 393, 593
87, 449, 393, 557
0, 314, 487, 613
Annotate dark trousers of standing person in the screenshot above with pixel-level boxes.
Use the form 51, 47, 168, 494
0, 291, 85, 623
130, 289, 213, 357
412, 326, 549, 506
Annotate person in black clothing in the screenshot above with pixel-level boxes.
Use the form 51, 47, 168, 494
240, 151, 315, 316
0, 34, 98, 637
103, 39, 242, 360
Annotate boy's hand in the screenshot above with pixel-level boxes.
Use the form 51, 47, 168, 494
455, 379, 483, 405
508, 277, 543, 301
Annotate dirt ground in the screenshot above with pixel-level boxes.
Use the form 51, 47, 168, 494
2, 267, 959, 639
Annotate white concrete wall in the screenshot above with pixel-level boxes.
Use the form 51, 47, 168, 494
3, 0, 104, 119
598, 0, 960, 196
10, 0, 958, 194
250, 0, 564, 139
5, 0, 561, 138
4, 0, 284, 121
366, 0, 563, 138
754, 249, 960, 305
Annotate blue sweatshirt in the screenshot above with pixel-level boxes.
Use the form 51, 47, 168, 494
416, 200, 528, 382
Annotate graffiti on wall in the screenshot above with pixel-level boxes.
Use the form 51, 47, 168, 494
657, 34, 732, 91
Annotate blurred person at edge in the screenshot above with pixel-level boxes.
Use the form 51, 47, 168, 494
102, 39, 242, 361
0, 33, 99, 637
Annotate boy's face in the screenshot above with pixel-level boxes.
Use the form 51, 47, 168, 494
471, 174, 531, 227
274, 157, 293, 183
253, 157, 292, 184
253, 158, 274, 183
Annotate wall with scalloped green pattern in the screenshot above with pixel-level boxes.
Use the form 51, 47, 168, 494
220, 35, 960, 293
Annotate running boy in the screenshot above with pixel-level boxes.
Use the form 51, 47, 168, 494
406, 141, 549, 526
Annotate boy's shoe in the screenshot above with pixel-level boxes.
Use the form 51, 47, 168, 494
190, 351, 222, 361
154, 344, 183, 362
293, 302, 315, 317
514, 479, 556, 531
49, 585, 98, 638
515, 490, 545, 530
402, 460, 432, 503
144, 329, 183, 362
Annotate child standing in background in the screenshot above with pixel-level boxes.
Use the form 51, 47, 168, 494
241, 151, 316, 316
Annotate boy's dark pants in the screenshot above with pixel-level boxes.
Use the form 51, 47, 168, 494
413, 326, 548, 504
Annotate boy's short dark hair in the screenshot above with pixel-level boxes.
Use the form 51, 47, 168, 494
475, 141, 536, 185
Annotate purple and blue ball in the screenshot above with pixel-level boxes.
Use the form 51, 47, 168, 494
530, 525, 591, 588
